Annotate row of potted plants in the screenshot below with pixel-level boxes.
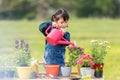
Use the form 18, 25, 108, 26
0, 40, 34, 79
61, 40, 110, 78
5, 39, 109, 79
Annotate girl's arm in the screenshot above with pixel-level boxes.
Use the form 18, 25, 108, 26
39, 21, 52, 36
63, 32, 70, 46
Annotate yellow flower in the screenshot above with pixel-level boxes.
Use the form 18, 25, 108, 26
90, 40, 110, 63
91, 40, 97, 43
99, 42, 103, 45
107, 46, 111, 49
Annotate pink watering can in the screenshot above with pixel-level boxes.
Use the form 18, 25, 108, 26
45, 24, 75, 46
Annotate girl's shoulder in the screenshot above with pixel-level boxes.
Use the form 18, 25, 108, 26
65, 31, 70, 35
41, 20, 52, 24
64, 31, 70, 38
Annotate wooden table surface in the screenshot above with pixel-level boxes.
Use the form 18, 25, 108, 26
0, 76, 104, 80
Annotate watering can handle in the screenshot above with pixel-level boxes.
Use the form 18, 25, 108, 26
45, 24, 52, 35
45, 24, 61, 35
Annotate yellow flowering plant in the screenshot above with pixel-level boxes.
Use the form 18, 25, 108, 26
90, 40, 110, 64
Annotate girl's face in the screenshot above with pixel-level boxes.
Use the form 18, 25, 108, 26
57, 17, 68, 28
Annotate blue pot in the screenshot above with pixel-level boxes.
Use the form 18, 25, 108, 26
0, 71, 5, 78
6, 70, 15, 78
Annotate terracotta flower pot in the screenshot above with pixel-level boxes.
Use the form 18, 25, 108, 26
45, 64, 60, 77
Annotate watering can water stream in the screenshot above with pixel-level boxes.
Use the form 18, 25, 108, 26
45, 24, 75, 46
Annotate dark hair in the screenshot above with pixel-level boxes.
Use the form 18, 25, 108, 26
51, 8, 69, 21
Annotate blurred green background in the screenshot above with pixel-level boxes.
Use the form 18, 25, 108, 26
1, 0, 120, 19
0, 0, 120, 80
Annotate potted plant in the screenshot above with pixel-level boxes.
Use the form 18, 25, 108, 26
77, 53, 95, 78
61, 46, 84, 77
0, 61, 5, 79
15, 40, 32, 79
0, 55, 7, 79
6, 66, 15, 78
5, 55, 16, 78
0, 66, 5, 79
90, 40, 110, 78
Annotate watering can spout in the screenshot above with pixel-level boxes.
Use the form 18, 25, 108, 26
58, 40, 76, 46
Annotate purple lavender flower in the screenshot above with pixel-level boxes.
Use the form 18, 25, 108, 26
15, 45, 19, 49
20, 40, 25, 48
25, 43, 29, 52
15, 40, 19, 44
25, 43, 29, 49
21, 40, 24, 43
15, 40, 19, 49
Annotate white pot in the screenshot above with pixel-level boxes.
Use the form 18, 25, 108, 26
61, 66, 72, 77
80, 67, 94, 78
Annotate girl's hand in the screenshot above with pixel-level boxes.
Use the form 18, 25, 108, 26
52, 22, 66, 32
60, 28, 66, 33
52, 22, 59, 28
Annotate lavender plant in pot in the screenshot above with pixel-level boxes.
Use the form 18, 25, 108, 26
61, 45, 84, 77
90, 40, 110, 78
15, 40, 32, 79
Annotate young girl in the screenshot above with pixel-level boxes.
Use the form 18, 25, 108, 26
39, 8, 70, 76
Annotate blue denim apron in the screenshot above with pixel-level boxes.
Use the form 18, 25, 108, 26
44, 46, 65, 76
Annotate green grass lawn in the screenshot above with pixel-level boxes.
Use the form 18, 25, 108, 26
0, 18, 120, 80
